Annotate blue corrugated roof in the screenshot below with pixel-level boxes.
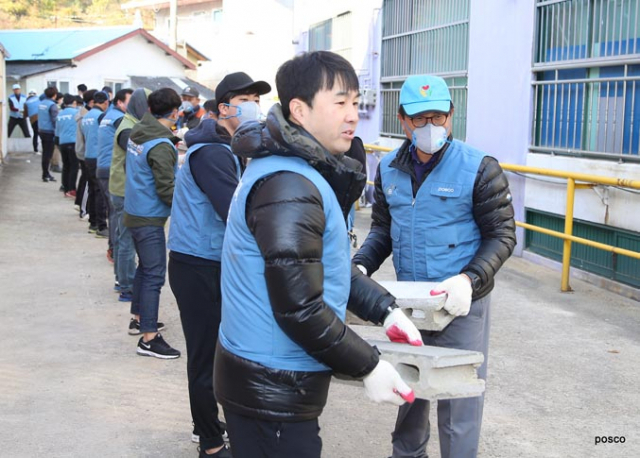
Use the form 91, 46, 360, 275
0, 26, 137, 61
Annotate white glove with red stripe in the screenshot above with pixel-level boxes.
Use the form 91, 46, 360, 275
383, 308, 423, 346
363, 360, 415, 406
431, 274, 473, 317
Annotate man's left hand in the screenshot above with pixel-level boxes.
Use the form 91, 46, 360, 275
431, 274, 473, 317
383, 308, 423, 346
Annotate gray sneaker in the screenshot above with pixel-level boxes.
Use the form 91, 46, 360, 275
95, 228, 109, 238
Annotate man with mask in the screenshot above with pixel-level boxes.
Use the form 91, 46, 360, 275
167, 72, 269, 457
110, 88, 150, 306
177, 86, 205, 130
124, 87, 182, 359
353, 75, 517, 458
215, 52, 423, 458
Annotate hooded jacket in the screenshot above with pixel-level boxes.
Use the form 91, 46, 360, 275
109, 88, 150, 197
214, 105, 398, 422
123, 112, 180, 228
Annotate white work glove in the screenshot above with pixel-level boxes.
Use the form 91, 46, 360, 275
356, 264, 367, 275
363, 360, 415, 406
431, 274, 473, 317
383, 308, 423, 346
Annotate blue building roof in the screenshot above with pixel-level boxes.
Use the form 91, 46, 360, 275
0, 26, 137, 61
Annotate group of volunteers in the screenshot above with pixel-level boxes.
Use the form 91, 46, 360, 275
12, 49, 516, 458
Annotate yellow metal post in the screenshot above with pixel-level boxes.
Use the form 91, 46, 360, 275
561, 178, 576, 292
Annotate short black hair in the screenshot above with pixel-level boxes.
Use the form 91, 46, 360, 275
83, 89, 98, 104
44, 86, 58, 99
398, 102, 454, 118
215, 89, 258, 115
203, 98, 217, 112
148, 88, 182, 117
55, 92, 64, 101
77, 84, 87, 92
62, 93, 75, 106
101, 86, 113, 94
276, 51, 359, 119
114, 88, 133, 105
74, 95, 83, 105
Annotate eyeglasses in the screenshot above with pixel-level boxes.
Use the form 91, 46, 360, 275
409, 113, 448, 128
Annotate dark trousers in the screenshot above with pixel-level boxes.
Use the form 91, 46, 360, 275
75, 160, 88, 211
30, 120, 39, 152
129, 225, 166, 333
8, 117, 30, 137
39, 131, 55, 179
223, 410, 322, 458
85, 158, 107, 230
168, 256, 225, 450
98, 174, 114, 250
60, 143, 78, 192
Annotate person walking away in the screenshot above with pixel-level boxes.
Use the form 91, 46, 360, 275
25, 89, 40, 153
55, 94, 80, 196
38, 86, 59, 182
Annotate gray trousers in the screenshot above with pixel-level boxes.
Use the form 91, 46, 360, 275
391, 294, 491, 458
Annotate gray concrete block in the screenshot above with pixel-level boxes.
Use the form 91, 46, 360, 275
337, 325, 485, 400
378, 281, 454, 331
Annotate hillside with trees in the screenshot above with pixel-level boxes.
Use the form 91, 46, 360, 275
0, 0, 154, 29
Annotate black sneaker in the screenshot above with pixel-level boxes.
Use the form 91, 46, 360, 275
47, 175, 56, 182
198, 444, 232, 458
95, 228, 109, 238
136, 333, 180, 359
88, 225, 98, 233
128, 318, 165, 336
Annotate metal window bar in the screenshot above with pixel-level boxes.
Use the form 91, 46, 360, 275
535, 0, 640, 66
332, 12, 353, 62
532, 67, 640, 159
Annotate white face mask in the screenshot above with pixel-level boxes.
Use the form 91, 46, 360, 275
409, 123, 448, 154
221, 101, 262, 124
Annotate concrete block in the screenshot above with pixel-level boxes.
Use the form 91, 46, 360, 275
378, 281, 454, 331
336, 325, 485, 400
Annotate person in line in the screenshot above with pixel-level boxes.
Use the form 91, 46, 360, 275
81, 91, 110, 237
38, 86, 59, 183
353, 75, 517, 458
124, 87, 182, 359
168, 71, 271, 458
215, 52, 423, 458
55, 94, 80, 197
97, 88, 133, 263
177, 86, 205, 130
110, 89, 150, 305
74, 90, 97, 220
25, 89, 40, 153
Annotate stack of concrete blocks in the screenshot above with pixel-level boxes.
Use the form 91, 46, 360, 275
341, 281, 485, 400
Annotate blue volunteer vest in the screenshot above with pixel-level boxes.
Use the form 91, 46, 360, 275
38, 99, 56, 132
380, 140, 485, 282
55, 107, 79, 144
124, 138, 177, 218
97, 108, 125, 170
26, 97, 40, 117
168, 143, 241, 262
219, 155, 351, 372
9, 94, 26, 118
81, 108, 103, 159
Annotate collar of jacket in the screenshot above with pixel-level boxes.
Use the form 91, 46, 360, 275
390, 136, 452, 176
232, 103, 366, 218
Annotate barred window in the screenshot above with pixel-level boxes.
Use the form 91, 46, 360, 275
308, 12, 352, 61
533, 0, 640, 160
380, 0, 469, 139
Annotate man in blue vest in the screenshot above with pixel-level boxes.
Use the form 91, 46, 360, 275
168, 71, 271, 458
215, 51, 423, 458
26, 89, 40, 153
38, 86, 59, 182
124, 87, 182, 359
82, 91, 110, 236
55, 94, 80, 196
353, 75, 517, 458
97, 88, 133, 261
8, 83, 31, 139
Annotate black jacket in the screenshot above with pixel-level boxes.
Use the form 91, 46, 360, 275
214, 105, 398, 422
353, 139, 516, 301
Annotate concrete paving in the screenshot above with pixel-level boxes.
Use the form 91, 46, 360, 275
1, 150, 640, 458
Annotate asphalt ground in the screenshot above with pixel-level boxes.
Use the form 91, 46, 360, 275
1, 147, 639, 458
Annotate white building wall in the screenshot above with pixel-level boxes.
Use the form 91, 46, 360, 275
24, 34, 189, 94
466, 0, 536, 255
